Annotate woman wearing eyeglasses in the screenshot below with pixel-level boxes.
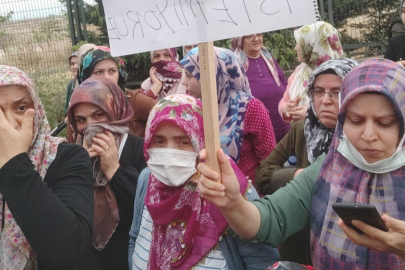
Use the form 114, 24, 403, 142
255, 58, 358, 265
232, 33, 291, 142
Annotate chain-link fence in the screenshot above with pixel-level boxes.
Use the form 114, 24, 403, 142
319, 0, 400, 58
0, 0, 73, 73
0, 0, 74, 130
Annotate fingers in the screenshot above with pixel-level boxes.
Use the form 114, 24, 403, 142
87, 148, 98, 158
383, 215, 405, 234
217, 149, 234, 177
199, 149, 207, 161
197, 162, 220, 182
21, 109, 35, 138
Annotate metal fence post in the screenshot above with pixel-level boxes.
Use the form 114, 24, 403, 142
73, 0, 83, 41
78, 0, 88, 41
328, 0, 334, 25
66, 0, 77, 46
319, 0, 325, 21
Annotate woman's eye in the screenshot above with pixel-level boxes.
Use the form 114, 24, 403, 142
378, 121, 394, 127
17, 105, 27, 111
109, 69, 117, 74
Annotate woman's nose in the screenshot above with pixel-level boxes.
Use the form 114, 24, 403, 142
361, 122, 378, 142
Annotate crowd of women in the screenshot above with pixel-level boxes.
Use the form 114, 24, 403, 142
2, 10, 405, 269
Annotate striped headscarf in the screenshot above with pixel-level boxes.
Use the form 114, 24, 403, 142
0, 65, 65, 269
310, 58, 405, 269
180, 47, 252, 163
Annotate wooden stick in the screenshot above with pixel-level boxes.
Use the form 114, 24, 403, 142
198, 41, 221, 178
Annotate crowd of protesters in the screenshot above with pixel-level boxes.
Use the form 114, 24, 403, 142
2, 9, 405, 270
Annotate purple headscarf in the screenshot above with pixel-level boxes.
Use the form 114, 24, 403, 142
311, 58, 405, 269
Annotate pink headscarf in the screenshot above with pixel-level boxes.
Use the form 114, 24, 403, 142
143, 94, 248, 269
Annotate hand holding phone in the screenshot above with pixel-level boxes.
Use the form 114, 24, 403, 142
332, 203, 388, 234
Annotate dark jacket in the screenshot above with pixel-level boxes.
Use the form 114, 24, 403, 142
385, 33, 405, 62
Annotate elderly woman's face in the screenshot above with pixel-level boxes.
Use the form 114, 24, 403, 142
242, 33, 263, 55
90, 59, 119, 84
73, 103, 109, 133
343, 93, 400, 163
152, 49, 172, 63
0, 85, 34, 131
312, 73, 342, 129
150, 121, 194, 152
184, 45, 198, 55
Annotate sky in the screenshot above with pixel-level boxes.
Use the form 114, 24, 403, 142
0, 0, 95, 20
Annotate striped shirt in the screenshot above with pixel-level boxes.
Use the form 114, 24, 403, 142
132, 206, 228, 270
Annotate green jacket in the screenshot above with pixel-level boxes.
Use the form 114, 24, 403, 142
252, 154, 325, 245
255, 120, 310, 195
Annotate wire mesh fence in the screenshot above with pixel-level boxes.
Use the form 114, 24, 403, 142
0, 0, 73, 74
320, 0, 400, 57
0, 0, 74, 130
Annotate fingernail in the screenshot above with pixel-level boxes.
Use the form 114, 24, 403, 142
352, 220, 359, 226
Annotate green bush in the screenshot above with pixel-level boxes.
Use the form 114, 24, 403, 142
31, 68, 71, 138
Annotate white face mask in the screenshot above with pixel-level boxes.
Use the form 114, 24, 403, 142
146, 148, 198, 187
337, 132, 405, 174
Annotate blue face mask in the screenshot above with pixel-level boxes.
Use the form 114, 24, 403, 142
337, 132, 405, 174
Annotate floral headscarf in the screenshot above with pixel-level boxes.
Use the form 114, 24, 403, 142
231, 36, 280, 86
0, 65, 65, 269
304, 58, 358, 164
311, 59, 405, 269
149, 48, 178, 62
180, 47, 252, 163
143, 94, 248, 269
67, 77, 133, 250
289, 21, 344, 107
77, 46, 128, 92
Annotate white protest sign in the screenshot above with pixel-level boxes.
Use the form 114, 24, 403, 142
102, 0, 319, 56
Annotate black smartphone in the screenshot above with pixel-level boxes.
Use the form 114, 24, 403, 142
332, 203, 388, 234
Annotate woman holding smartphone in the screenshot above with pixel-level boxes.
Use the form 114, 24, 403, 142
198, 58, 405, 268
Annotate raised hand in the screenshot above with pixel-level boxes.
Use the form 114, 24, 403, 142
0, 108, 34, 168
88, 130, 120, 180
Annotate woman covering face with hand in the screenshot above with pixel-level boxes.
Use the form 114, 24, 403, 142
67, 77, 146, 270
0, 66, 95, 269
198, 58, 405, 269
141, 48, 187, 100
128, 94, 279, 270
